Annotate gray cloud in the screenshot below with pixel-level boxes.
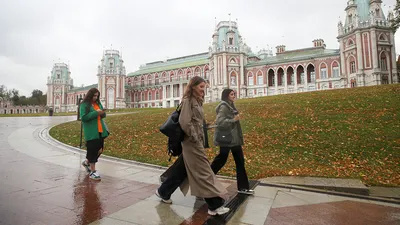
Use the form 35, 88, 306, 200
0, 0, 397, 96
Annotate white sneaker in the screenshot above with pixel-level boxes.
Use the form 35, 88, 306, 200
89, 171, 101, 181
155, 190, 172, 204
238, 189, 255, 195
81, 160, 91, 173
208, 206, 230, 216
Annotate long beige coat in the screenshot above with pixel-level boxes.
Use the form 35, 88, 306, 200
179, 96, 227, 198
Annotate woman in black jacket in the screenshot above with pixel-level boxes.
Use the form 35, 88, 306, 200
211, 89, 254, 195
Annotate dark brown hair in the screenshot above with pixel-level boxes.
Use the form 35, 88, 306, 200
182, 76, 206, 101
221, 88, 238, 112
82, 88, 100, 113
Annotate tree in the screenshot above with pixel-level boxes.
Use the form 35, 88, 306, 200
32, 89, 43, 104
10, 89, 20, 105
391, 0, 400, 33
0, 85, 11, 100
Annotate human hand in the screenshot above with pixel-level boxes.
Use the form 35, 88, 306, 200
97, 110, 105, 115
234, 114, 240, 121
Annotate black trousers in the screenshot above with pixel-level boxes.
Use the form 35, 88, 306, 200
210, 145, 250, 190
158, 155, 225, 211
86, 133, 104, 163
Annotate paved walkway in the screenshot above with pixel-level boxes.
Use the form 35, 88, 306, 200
0, 116, 399, 225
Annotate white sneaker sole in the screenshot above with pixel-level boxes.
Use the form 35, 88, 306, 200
208, 207, 230, 216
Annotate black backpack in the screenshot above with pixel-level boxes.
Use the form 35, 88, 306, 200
159, 104, 184, 160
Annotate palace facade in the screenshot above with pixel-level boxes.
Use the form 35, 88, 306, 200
47, 0, 399, 112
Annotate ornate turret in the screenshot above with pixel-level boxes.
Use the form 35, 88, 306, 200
97, 49, 126, 109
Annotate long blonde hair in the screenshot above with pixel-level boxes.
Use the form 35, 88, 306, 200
182, 76, 206, 103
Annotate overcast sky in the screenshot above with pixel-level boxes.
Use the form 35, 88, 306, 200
0, 0, 397, 96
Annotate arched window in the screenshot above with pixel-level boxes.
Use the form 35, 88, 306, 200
380, 53, 388, 71
107, 88, 115, 109
332, 61, 340, 78
257, 71, 263, 85
320, 63, 327, 79
148, 92, 152, 101
349, 58, 356, 74
141, 76, 145, 87
247, 72, 254, 86
156, 91, 160, 100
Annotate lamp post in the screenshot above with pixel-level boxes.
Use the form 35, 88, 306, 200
77, 98, 83, 148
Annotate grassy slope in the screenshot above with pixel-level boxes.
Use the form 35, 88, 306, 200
50, 84, 400, 186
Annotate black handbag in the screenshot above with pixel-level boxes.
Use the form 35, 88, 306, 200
216, 128, 233, 144
160, 104, 183, 139
160, 104, 184, 159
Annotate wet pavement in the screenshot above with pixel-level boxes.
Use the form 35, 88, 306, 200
0, 116, 399, 225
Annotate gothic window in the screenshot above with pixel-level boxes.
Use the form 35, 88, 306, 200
156, 91, 160, 100
310, 71, 316, 82
148, 92, 152, 101
107, 88, 115, 109
109, 58, 114, 68
382, 76, 389, 84
348, 14, 353, 24
379, 34, 386, 41
380, 53, 388, 71
141, 77, 145, 87
332, 61, 340, 78
257, 72, 263, 85
300, 72, 305, 84
248, 74, 254, 86
57, 73, 61, 79
350, 61, 356, 74
268, 70, 275, 87
155, 76, 160, 85
229, 37, 233, 45
348, 39, 354, 47
320, 68, 327, 79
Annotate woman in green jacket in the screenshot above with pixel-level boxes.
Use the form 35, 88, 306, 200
80, 88, 109, 181
211, 89, 254, 195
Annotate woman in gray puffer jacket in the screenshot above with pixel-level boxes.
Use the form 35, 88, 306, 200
211, 89, 254, 195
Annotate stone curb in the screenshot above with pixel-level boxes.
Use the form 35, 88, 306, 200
259, 182, 400, 205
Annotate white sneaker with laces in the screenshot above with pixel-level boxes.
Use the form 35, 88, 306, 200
89, 171, 101, 181
208, 206, 230, 216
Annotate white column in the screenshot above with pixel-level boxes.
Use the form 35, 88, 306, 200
61, 86, 65, 105
170, 84, 173, 99
274, 72, 278, 95
294, 71, 298, 92
390, 32, 398, 83
356, 31, 364, 72
284, 71, 288, 93
179, 83, 183, 98
223, 53, 227, 86
116, 76, 120, 98
102, 76, 106, 98
305, 68, 309, 91
370, 29, 379, 70
240, 54, 245, 98
122, 76, 126, 100
340, 39, 346, 75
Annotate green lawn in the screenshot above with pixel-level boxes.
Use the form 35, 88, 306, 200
50, 84, 400, 186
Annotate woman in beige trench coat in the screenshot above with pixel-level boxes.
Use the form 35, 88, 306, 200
178, 76, 229, 215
